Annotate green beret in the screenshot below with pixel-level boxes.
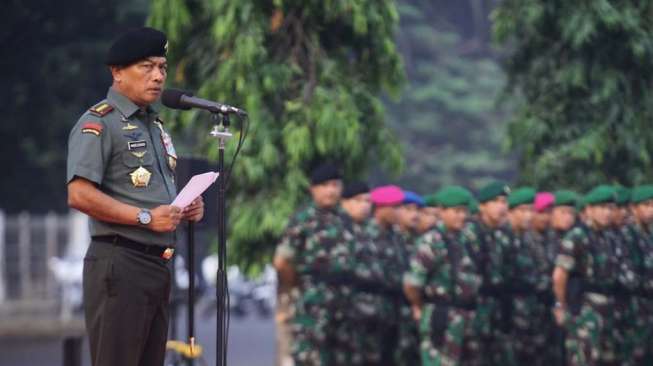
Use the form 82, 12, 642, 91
477, 181, 511, 203
553, 190, 579, 207
582, 185, 616, 206
615, 186, 631, 206
434, 186, 473, 208
106, 27, 168, 66
424, 193, 439, 207
508, 187, 536, 209
631, 185, 653, 204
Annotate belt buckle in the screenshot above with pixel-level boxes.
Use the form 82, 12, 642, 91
162, 248, 175, 260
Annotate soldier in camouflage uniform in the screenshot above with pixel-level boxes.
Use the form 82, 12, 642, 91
368, 185, 407, 365
404, 186, 483, 366
418, 194, 440, 234
273, 163, 353, 365
394, 191, 424, 365
505, 187, 550, 365
607, 187, 640, 366
339, 181, 390, 365
552, 185, 621, 366
466, 181, 513, 366
550, 190, 581, 366
628, 185, 653, 365
531, 192, 563, 365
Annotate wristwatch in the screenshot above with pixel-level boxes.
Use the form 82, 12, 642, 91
137, 209, 152, 225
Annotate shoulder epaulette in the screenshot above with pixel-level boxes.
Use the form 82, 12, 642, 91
89, 102, 114, 117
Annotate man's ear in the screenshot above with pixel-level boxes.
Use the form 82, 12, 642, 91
109, 65, 122, 82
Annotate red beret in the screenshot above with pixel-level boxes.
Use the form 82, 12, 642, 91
371, 185, 404, 206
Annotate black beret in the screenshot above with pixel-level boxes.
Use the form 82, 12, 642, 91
309, 163, 342, 185
106, 27, 168, 66
342, 181, 370, 199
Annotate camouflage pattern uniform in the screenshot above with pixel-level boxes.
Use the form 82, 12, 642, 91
395, 230, 421, 365
556, 223, 619, 366
342, 216, 394, 365
605, 225, 640, 366
366, 219, 404, 364
529, 228, 564, 365
465, 220, 514, 366
506, 229, 550, 365
275, 203, 355, 365
629, 222, 653, 365
405, 225, 483, 366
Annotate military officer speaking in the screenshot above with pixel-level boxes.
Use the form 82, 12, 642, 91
67, 27, 204, 366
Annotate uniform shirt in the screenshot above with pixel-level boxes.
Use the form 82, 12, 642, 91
465, 220, 511, 291
404, 225, 482, 304
555, 223, 619, 289
366, 220, 404, 292
630, 223, 653, 294
67, 88, 177, 246
275, 202, 353, 281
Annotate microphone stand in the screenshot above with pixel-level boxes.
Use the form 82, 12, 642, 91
187, 220, 196, 366
210, 113, 232, 366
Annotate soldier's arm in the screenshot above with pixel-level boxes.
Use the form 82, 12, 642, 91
68, 178, 181, 232
273, 256, 297, 290
552, 266, 568, 307
273, 216, 304, 289
403, 232, 439, 320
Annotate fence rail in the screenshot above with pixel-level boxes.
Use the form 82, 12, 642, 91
0, 210, 88, 321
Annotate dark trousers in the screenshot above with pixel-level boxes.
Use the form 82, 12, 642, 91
83, 240, 171, 366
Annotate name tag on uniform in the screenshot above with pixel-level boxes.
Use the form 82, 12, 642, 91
128, 140, 147, 150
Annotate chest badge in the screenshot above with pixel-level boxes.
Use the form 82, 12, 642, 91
154, 119, 177, 171
131, 151, 147, 159
122, 122, 139, 131
130, 166, 152, 188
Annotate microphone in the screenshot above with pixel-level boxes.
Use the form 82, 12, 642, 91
161, 88, 247, 116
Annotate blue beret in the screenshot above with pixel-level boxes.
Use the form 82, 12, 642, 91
402, 191, 425, 207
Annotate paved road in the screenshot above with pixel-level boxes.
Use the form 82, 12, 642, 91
0, 298, 276, 366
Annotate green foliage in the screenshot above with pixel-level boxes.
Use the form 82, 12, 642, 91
388, 0, 514, 194
493, 0, 653, 190
149, 0, 405, 271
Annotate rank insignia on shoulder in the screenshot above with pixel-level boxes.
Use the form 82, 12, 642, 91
81, 122, 103, 136
89, 102, 114, 117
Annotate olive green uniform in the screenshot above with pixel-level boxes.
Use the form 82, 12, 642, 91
67, 87, 178, 366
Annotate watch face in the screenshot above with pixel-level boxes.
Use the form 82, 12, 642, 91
139, 210, 152, 225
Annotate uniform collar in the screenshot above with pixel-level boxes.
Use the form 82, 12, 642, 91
107, 87, 159, 119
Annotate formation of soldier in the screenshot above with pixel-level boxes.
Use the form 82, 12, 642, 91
273, 162, 653, 366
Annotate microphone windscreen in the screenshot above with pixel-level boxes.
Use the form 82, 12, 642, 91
161, 88, 192, 110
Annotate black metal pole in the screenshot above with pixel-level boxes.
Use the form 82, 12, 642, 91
187, 221, 195, 366
215, 116, 229, 366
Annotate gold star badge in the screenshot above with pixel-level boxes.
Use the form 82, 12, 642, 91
130, 166, 151, 188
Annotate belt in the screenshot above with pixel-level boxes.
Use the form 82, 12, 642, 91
93, 235, 175, 260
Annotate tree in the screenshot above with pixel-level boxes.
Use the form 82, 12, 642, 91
387, 0, 514, 193
493, 0, 653, 190
149, 0, 405, 271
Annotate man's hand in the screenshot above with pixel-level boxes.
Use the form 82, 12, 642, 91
411, 305, 422, 322
553, 306, 567, 326
182, 196, 205, 222
149, 205, 182, 232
